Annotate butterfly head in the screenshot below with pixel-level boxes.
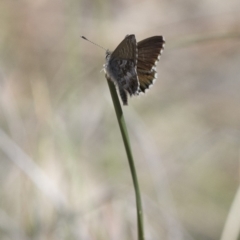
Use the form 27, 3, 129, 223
105, 49, 111, 60
104, 50, 111, 71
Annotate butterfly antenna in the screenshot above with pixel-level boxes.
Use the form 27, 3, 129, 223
81, 36, 106, 51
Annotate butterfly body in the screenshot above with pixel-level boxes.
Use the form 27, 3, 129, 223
104, 34, 165, 105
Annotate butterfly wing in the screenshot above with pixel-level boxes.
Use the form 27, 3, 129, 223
111, 34, 137, 60
137, 36, 165, 93
105, 35, 139, 105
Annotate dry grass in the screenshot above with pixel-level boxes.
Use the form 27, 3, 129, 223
0, 0, 240, 239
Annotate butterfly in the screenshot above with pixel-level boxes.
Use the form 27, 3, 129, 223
104, 34, 165, 105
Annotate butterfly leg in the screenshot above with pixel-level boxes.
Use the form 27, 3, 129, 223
119, 87, 128, 105
127, 76, 139, 96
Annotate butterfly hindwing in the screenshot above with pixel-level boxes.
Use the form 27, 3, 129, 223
137, 36, 165, 93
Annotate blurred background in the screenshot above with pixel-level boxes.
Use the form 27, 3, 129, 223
0, 0, 240, 239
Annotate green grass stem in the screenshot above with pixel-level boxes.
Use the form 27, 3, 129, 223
106, 76, 145, 240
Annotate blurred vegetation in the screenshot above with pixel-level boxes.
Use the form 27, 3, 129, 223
0, 0, 240, 240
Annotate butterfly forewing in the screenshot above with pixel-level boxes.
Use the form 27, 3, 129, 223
137, 36, 165, 93
111, 35, 137, 61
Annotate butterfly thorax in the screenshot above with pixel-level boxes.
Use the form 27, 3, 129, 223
105, 56, 139, 96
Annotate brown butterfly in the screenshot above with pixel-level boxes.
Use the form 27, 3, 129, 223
82, 34, 165, 105
104, 35, 165, 105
